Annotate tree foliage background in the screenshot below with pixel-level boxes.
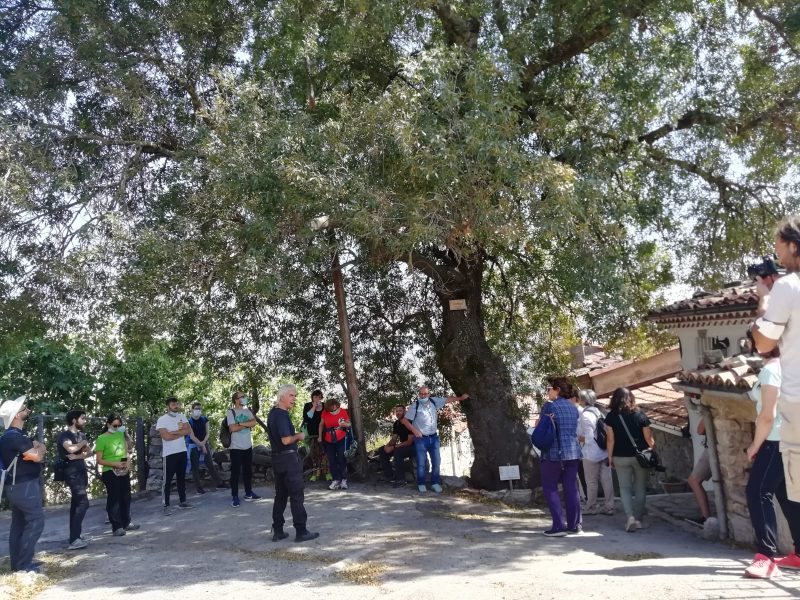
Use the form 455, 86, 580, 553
2, 0, 799, 487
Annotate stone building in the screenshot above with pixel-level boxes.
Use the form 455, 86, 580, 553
648, 280, 794, 552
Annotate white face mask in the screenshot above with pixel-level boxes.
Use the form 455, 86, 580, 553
110, 425, 125, 434
192, 409, 201, 418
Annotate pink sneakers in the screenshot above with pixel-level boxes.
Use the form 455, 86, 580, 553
745, 554, 780, 579
775, 552, 800, 570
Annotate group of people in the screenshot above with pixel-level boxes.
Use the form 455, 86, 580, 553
536, 378, 653, 537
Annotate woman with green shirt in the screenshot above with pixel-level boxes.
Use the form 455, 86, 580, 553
95, 414, 139, 536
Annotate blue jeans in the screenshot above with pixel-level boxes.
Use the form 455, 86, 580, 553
6, 479, 45, 572
746, 440, 800, 557
414, 434, 440, 486
324, 439, 347, 481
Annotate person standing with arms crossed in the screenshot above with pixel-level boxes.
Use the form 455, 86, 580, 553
227, 390, 262, 507
58, 409, 91, 549
267, 384, 319, 543
156, 396, 194, 514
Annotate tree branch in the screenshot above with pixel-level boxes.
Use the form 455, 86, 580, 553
432, 2, 481, 50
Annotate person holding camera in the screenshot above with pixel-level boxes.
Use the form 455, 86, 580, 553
604, 387, 655, 533
267, 384, 319, 543
57, 409, 91, 550
157, 396, 194, 514
752, 216, 800, 506
379, 405, 415, 487
95, 414, 139, 536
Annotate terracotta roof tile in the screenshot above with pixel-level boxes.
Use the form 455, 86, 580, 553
676, 354, 764, 392
598, 376, 687, 430
648, 281, 758, 322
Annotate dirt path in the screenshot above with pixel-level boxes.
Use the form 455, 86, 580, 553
1, 481, 798, 600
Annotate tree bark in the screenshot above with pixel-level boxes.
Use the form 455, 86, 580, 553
425, 252, 538, 490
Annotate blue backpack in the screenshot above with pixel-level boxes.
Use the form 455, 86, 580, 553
531, 412, 557, 452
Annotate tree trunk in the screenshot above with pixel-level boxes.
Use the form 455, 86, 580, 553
427, 254, 538, 490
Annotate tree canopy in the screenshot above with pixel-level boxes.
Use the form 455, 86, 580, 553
2, 0, 799, 487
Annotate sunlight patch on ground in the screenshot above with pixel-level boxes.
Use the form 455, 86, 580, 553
0, 553, 79, 600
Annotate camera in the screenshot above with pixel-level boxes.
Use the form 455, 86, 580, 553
746, 255, 783, 279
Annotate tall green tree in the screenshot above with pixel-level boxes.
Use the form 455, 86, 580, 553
2, 0, 799, 487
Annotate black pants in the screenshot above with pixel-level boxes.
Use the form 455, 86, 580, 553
101, 470, 131, 532
746, 440, 800, 557
379, 444, 415, 481
65, 468, 89, 543
189, 443, 223, 490
6, 479, 44, 572
163, 452, 187, 506
229, 448, 253, 497
324, 439, 347, 481
272, 452, 307, 533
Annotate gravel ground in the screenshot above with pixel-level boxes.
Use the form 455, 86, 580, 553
1, 481, 799, 600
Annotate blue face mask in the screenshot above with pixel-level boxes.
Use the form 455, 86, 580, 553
418, 396, 430, 404
240, 397, 249, 407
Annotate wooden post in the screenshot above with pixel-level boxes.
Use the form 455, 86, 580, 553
136, 417, 147, 492
36, 414, 44, 503
331, 249, 367, 477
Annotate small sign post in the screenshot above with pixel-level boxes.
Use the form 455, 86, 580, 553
499, 464, 520, 492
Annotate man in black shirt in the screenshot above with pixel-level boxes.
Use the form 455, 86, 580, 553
267, 384, 319, 543
301, 390, 329, 482
57, 409, 91, 550
379, 405, 415, 487
0, 396, 46, 573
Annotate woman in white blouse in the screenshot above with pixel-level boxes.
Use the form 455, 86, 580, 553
578, 390, 614, 515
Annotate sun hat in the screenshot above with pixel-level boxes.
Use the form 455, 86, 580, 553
0, 396, 27, 429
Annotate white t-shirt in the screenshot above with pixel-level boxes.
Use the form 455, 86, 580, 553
156, 413, 189, 457
757, 273, 800, 402
749, 359, 782, 441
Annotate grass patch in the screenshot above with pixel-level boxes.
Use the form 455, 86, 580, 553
600, 552, 663, 562
0, 553, 78, 600
337, 561, 387, 586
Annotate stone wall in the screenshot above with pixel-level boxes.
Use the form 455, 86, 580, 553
652, 429, 693, 480
701, 392, 794, 553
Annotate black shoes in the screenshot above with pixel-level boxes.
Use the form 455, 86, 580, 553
272, 529, 289, 542
295, 531, 320, 543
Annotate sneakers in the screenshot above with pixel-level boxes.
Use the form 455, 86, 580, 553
625, 516, 637, 532
340, 480, 348, 490
295, 531, 320, 543
112, 528, 126, 537
745, 553, 780, 579
177, 502, 194, 509
418, 485, 427, 493
329, 480, 341, 490
775, 552, 800, 570
431, 483, 443, 493
543, 529, 567, 537
392, 480, 405, 488
583, 507, 597, 516
567, 526, 584, 536
67, 538, 88, 550
163, 506, 174, 516
125, 523, 140, 531
635, 520, 644, 530
325, 473, 333, 481
216, 483, 228, 490
196, 487, 206, 495
309, 474, 319, 482
603, 507, 615, 516
232, 496, 241, 507
244, 492, 262, 501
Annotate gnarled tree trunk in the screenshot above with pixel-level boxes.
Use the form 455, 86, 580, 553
414, 250, 538, 490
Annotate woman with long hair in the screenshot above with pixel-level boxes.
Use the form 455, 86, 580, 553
604, 387, 654, 532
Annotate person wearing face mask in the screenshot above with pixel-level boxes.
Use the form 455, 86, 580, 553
400, 385, 470, 494
0, 396, 46, 573
186, 402, 226, 494
378, 405, 415, 488
301, 390, 330, 482
95, 414, 139, 536
157, 396, 194, 514
227, 391, 261, 507
318, 398, 352, 490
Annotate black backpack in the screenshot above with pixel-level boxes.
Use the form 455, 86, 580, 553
219, 409, 235, 449
591, 407, 607, 450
